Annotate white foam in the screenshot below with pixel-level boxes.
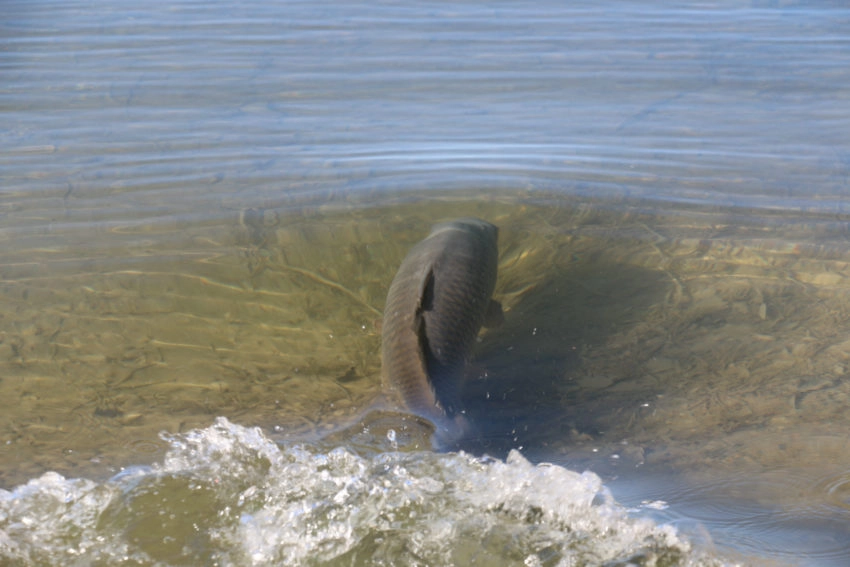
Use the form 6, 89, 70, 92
0, 417, 735, 566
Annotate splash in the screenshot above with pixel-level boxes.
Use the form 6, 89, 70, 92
0, 417, 733, 566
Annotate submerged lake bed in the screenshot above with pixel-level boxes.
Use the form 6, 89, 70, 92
3, 0, 850, 564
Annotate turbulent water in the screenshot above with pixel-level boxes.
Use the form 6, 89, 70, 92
3, 0, 850, 565
0, 417, 725, 566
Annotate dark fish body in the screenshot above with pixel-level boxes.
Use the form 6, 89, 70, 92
381, 218, 500, 442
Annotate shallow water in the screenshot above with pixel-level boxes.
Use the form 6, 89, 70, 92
1, 417, 725, 566
3, 0, 850, 564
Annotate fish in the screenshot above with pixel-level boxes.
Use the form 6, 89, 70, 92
381, 218, 502, 445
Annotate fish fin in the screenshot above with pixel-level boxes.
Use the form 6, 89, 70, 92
482, 299, 504, 328
417, 267, 436, 314
415, 269, 441, 406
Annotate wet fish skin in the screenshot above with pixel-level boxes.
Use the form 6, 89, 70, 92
381, 218, 500, 444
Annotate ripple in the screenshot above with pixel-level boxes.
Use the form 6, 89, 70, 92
126, 438, 166, 456
622, 469, 850, 564
814, 470, 850, 513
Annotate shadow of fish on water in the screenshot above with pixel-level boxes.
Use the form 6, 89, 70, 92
378, 218, 672, 458
381, 218, 503, 448
460, 260, 671, 462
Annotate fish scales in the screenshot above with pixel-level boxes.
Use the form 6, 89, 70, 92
381, 218, 499, 442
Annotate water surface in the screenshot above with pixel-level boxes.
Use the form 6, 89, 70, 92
2, 0, 850, 564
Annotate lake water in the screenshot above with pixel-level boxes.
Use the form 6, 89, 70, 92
2, 0, 850, 564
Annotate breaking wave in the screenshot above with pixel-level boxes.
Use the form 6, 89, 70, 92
0, 417, 734, 566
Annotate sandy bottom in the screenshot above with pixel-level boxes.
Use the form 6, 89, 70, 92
2, 197, 850, 560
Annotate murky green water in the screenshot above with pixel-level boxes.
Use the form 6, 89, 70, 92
3, 0, 850, 564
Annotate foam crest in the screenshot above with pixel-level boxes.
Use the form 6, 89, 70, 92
0, 418, 732, 566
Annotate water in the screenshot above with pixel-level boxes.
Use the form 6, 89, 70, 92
1, 417, 718, 566
2, 0, 850, 564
